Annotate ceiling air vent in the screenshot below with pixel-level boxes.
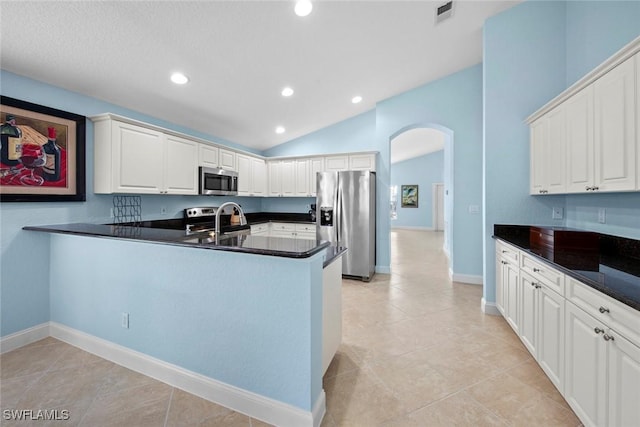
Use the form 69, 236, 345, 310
435, 1, 454, 23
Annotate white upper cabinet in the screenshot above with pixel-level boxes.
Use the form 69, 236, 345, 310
295, 159, 310, 196
565, 86, 595, 193
199, 144, 219, 168
268, 161, 282, 196
325, 155, 349, 171
219, 148, 236, 171
236, 153, 266, 197
349, 153, 376, 171
594, 56, 636, 192
164, 135, 198, 195
281, 160, 296, 196
93, 116, 197, 195
528, 39, 639, 195
309, 157, 324, 197
530, 106, 566, 195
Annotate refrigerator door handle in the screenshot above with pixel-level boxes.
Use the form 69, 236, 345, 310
335, 175, 342, 244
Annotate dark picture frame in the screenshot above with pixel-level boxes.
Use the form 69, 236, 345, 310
401, 184, 418, 208
1, 96, 86, 202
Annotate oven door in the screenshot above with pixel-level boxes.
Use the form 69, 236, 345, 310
199, 167, 238, 195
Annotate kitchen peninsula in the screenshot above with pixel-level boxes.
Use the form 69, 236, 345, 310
23, 220, 343, 427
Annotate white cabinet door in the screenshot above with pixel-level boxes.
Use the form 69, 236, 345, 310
349, 153, 376, 171
199, 144, 219, 168
325, 155, 349, 171
164, 135, 198, 195
565, 86, 595, 193
113, 121, 164, 194
565, 302, 608, 427
637, 52, 640, 191
219, 148, 236, 171
520, 272, 538, 356
530, 119, 548, 195
504, 262, 520, 334
538, 285, 565, 393
236, 153, 251, 195
295, 159, 310, 196
546, 106, 566, 194
594, 56, 636, 192
268, 161, 282, 196
607, 329, 640, 427
251, 157, 266, 196
322, 256, 342, 374
281, 160, 295, 196
309, 157, 324, 197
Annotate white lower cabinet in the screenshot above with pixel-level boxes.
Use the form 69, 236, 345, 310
322, 256, 342, 374
495, 238, 640, 427
565, 301, 608, 427
254, 222, 316, 240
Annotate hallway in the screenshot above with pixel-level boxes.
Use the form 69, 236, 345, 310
322, 229, 580, 426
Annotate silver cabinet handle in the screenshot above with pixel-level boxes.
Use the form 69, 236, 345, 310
501, 260, 508, 265
533, 268, 541, 273
502, 250, 507, 253
599, 307, 610, 314
603, 334, 615, 341
531, 282, 537, 287
535, 284, 542, 289
586, 186, 592, 191
594, 327, 604, 334
592, 186, 599, 191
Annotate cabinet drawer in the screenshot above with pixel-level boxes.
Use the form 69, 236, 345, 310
295, 224, 316, 233
521, 253, 565, 296
496, 240, 520, 264
250, 223, 269, 234
271, 223, 295, 232
567, 277, 640, 346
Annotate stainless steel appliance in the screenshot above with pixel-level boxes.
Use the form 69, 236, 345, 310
183, 206, 248, 236
317, 171, 376, 281
199, 167, 238, 196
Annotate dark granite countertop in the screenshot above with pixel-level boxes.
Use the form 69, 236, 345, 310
24, 222, 329, 259
494, 224, 640, 312
323, 246, 347, 268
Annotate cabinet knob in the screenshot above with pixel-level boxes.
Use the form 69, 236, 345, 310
502, 250, 507, 253
533, 268, 541, 273
586, 186, 592, 191
501, 260, 508, 265
599, 306, 610, 314
603, 334, 615, 342
594, 327, 604, 334
535, 284, 542, 289
592, 186, 599, 191
530, 282, 537, 287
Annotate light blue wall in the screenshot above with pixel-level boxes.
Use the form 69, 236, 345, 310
264, 110, 377, 157
390, 150, 444, 229
48, 234, 323, 411
263, 65, 483, 277
0, 71, 261, 337
565, 1, 640, 86
483, 0, 640, 306
483, 1, 568, 304
563, 1, 640, 238
261, 197, 315, 213
378, 65, 483, 277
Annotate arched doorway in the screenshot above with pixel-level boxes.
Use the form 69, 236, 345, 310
389, 124, 454, 269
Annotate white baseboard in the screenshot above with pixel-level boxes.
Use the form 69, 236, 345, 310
391, 226, 434, 231
0, 322, 50, 354
448, 269, 483, 285
481, 298, 501, 316
49, 322, 322, 427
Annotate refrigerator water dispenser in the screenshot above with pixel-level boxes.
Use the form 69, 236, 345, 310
320, 207, 333, 226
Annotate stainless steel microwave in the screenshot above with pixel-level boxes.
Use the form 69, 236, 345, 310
199, 167, 238, 196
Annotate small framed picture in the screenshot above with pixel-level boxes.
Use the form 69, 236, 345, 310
401, 185, 418, 208
1, 96, 86, 202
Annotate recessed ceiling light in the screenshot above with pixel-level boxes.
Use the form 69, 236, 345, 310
281, 87, 294, 97
352, 96, 363, 104
170, 72, 189, 85
275, 126, 285, 134
295, 0, 313, 17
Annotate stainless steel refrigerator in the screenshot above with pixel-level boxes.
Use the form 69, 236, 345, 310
316, 171, 376, 281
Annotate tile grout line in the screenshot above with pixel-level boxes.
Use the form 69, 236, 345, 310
163, 387, 174, 427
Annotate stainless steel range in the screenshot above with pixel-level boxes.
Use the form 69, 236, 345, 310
184, 205, 249, 236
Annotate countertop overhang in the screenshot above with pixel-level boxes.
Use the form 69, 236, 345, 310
24, 222, 331, 259
493, 224, 640, 312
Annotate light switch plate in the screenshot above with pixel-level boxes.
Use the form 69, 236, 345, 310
598, 208, 606, 224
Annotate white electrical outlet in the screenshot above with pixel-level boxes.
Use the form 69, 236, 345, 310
552, 207, 563, 220
121, 312, 129, 329
598, 208, 606, 224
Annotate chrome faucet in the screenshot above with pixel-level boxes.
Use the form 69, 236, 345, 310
214, 202, 247, 235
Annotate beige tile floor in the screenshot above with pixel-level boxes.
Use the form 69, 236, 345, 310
0, 230, 580, 426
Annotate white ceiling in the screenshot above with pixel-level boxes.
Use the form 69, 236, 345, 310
391, 127, 445, 164
1, 1, 519, 153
